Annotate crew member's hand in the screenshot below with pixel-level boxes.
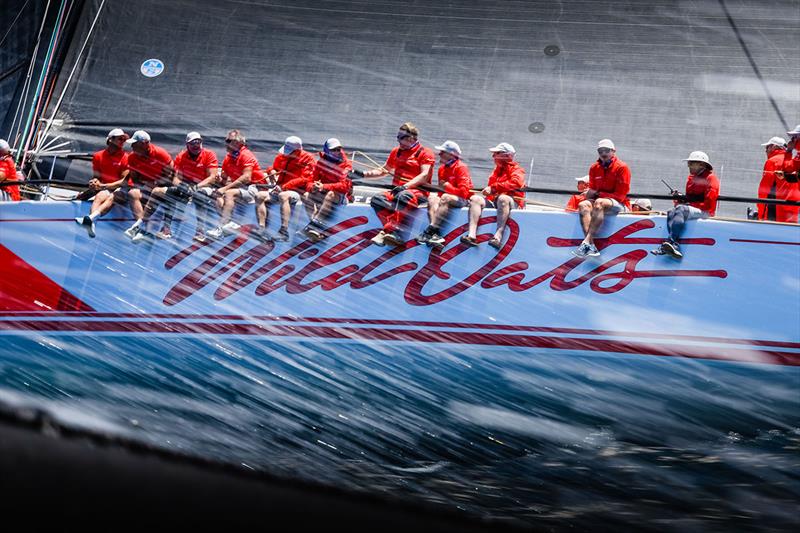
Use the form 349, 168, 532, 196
313, 181, 324, 192
391, 185, 406, 195
350, 169, 365, 178
775, 170, 785, 180
88, 178, 101, 191
481, 186, 491, 196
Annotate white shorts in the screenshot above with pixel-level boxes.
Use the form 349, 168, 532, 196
236, 184, 260, 204
606, 198, 625, 214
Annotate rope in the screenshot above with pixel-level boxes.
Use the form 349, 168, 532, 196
35, 0, 108, 155
6, 0, 52, 144
0, 0, 32, 49
17, 0, 67, 166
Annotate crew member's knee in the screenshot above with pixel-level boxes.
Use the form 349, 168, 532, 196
469, 195, 485, 208
496, 195, 512, 210
370, 193, 392, 210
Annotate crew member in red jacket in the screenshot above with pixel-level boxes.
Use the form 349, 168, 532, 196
354, 122, 435, 247
122, 130, 174, 239
460, 142, 525, 249
573, 139, 631, 258
565, 175, 589, 212
416, 140, 473, 248
653, 151, 720, 259
0, 139, 21, 202
302, 138, 352, 241
254, 135, 316, 242
73, 129, 129, 237
207, 129, 266, 239
757, 136, 788, 222
132, 131, 219, 243
777, 124, 800, 223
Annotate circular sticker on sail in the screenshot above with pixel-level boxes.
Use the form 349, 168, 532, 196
140, 59, 165, 78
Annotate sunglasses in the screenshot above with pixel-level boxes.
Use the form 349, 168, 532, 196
397, 133, 413, 141
225, 139, 236, 144
187, 139, 202, 145
597, 148, 612, 154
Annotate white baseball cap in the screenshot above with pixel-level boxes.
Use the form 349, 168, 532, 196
786, 124, 800, 137
684, 150, 712, 168
632, 198, 652, 210
125, 130, 151, 145
489, 142, 515, 154
761, 136, 786, 147
280, 135, 302, 155
597, 139, 616, 150
186, 131, 202, 143
0, 139, 11, 152
575, 175, 590, 183
324, 138, 342, 150
107, 128, 127, 140
434, 140, 462, 157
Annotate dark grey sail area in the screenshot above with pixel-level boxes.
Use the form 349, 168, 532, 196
30, 0, 799, 214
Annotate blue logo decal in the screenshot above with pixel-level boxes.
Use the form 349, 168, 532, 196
140, 59, 165, 78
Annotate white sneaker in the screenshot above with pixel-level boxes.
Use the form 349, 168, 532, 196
587, 244, 600, 257
131, 231, 152, 244
124, 221, 142, 239
370, 230, 386, 246
572, 242, 591, 258
206, 226, 225, 239
154, 230, 172, 240
75, 216, 96, 238
221, 221, 241, 235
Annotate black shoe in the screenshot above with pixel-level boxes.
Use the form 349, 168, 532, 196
275, 227, 290, 242
427, 233, 445, 248
253, 226, 273, 243
415, 226, 435, 244
382, 232, 404, 247
663, 240, 683, 259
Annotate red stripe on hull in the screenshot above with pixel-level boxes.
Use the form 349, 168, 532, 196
1, 318, 797, 367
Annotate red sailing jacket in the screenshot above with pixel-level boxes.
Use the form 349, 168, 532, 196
222, 147, 266, 185
174, 147, 218, 184
269, 150, 316, 191
588, 156, 631, 207
92, 148, 129, 185
684, 169, 720, 216
565, 193, 586, 212
487, 160, 526, 208
0, 155, 20, 201
127, 144, 172, 184
385, 143, 435, 187
437, 158, 473, 200
309, 152, 353, 199
776, 148, 800, 223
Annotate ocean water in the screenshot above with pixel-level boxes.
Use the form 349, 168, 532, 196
1, 332, 798, 531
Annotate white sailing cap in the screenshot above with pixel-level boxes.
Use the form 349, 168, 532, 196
786, 124, 800, 136
324, 138, 342, 150
280, 135, 302, 155
683, 150, 712, 168
186, 131, 202, 143
107, 128, 127, 139
632, 198, 652, 210
0, 139, 10, 152
434, 140, 461, 157
125, 130, 150, 145
597, 139, 616, 150
489, 142, 515, 154
575, 175, 590, 182
760, 136, 786, 147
